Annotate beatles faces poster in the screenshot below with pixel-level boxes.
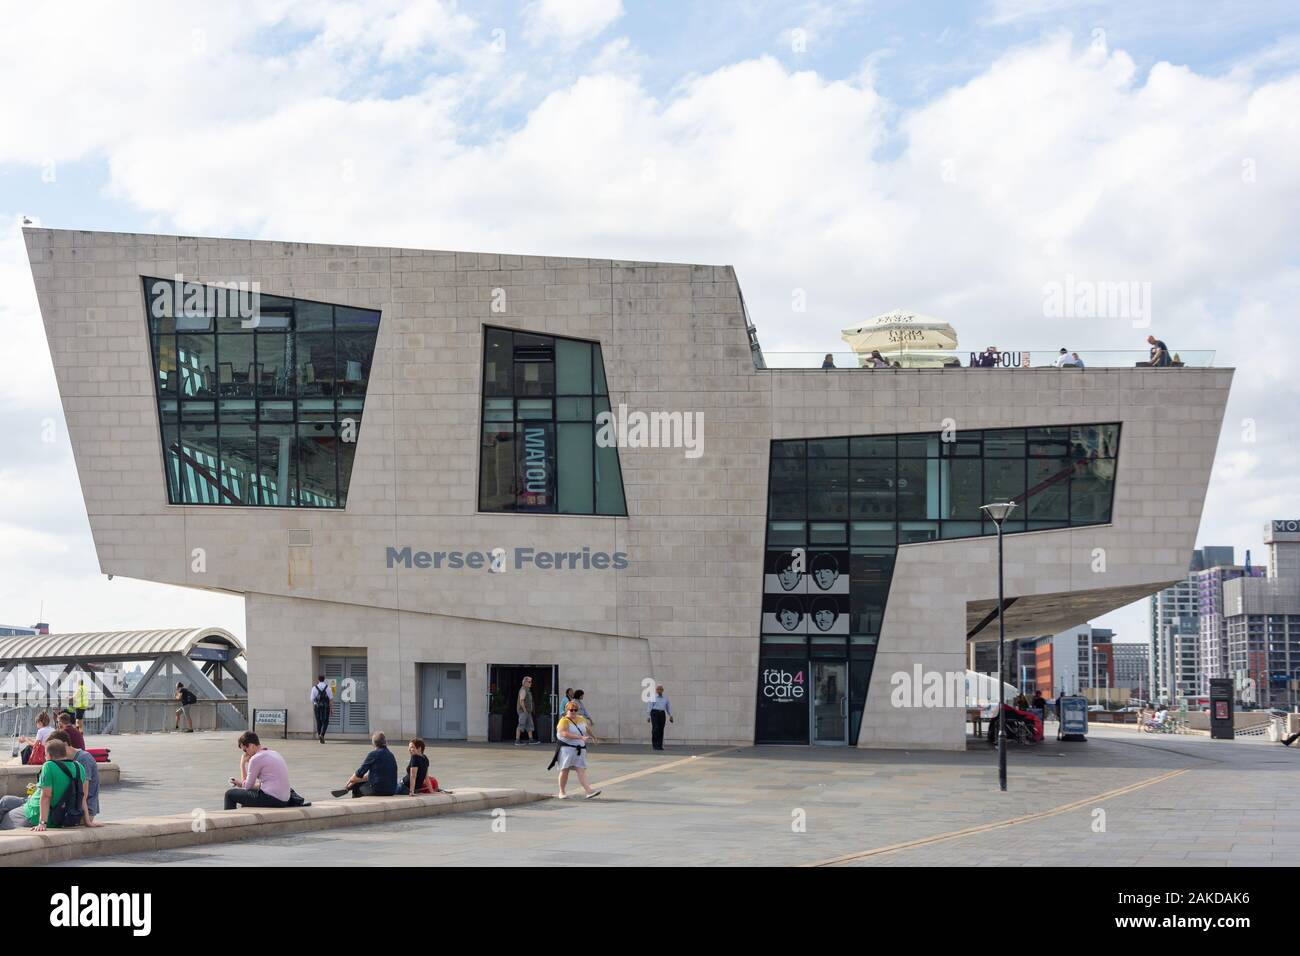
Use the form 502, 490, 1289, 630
761, 548, 850, 635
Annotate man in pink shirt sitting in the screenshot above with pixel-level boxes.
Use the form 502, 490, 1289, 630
224, 731, 293, 810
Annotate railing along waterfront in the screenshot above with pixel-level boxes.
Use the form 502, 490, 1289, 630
759, 349, 1217, 370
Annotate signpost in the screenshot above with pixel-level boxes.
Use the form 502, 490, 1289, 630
252, 708, 288, 740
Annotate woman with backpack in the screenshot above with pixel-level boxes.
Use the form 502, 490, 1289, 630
15, 711, 53, 765
0, 738, 97, 830
174, 682, 196, 732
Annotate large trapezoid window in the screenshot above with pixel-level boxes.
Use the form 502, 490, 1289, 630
143, 277, 380, 508
478, 326, 626, 516
756, 423, 1121, 744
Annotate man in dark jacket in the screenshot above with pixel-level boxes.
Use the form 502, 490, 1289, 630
333, 732, 398, 797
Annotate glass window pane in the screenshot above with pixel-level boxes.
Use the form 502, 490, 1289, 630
851, 458, 895, 519
484, 328, 513, 397
1028, 427, 1070, 457
556, 339, 593, 396
154, 335, 177, 395
595, 436, 626, 515
773, 440, 805, 458
158, 399, 178, 424
807, 458, 848, 520
896, 459, 928, 519
480, 424, 516, 511
180, 401, 215, 422
161, 423, 181, 502
1028, 458, 1070, 520
217, 334, 255, 398
513, 332, 554, 361
808, 522, 847, 545
516, 422, 555, 512
984, 457, 1025, 505
176, 333, 216, 398
336, 331, 376, 398
298, 398, 335, 421
898, 521, 939, 543
218, 421, 258, 504
258, 400, 292, 421
297, 332, 334, 398
218, 399, 255, 424
255, 333, 293, 398
178, 423, 219, 504
252, 303, 291, 332
898, 434, 938, 457
767, 521, 806, 547
483, 398, 513, 422
941, 434, 982, 457
984, 428, 1026, 457
256, 423, 296, 506
336, 306, 380, 330
516, 399, 553, 420
941, 520, 983, 539
557, 397, 593, 421
807, 438, 847, 458
337, 416, 361, 508
850, 550, 894, 634
514, 361, 555, 397
296, 301, 333, 331
1070, 457, 1116, 524
851, 522, 896, 546
557, 423, 595, 514
593, 343, 608, 395
298, 423, 339, 507
942, 458, 982, 519
850, 436, 895, 458
144, 278, 176, 334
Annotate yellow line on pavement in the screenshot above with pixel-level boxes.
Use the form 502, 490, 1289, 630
591, 748, 738, 789
805, 766, 1192, 867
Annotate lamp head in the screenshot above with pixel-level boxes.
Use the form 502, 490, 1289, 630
980, 501, 1018, 524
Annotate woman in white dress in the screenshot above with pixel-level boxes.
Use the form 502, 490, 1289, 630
555, 700, 601, 800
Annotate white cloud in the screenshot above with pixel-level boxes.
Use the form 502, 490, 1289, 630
523, 0, 624, 47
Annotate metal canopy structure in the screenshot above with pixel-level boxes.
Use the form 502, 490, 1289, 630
0, 627, 247, 733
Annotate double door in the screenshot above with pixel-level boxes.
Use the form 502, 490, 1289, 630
419, 663, 467, 740
323, 656, 369, 734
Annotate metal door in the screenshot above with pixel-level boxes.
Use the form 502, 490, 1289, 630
324, 656, 369, 734
419, 664, 467, 740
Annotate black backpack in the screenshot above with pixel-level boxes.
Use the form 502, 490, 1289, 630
181, 687, 197, 706
47, 760, 84, 828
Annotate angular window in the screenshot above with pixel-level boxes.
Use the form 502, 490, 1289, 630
143, 277, 379, 508
477, 326, 627, 516
758, 423, 1121, 745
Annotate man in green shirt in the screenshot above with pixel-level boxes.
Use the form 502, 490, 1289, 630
0, 738, 95, 830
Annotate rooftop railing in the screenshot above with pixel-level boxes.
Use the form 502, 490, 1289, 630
758, 349, 1217, 370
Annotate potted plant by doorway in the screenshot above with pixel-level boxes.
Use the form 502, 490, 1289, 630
488, 686, 505, 741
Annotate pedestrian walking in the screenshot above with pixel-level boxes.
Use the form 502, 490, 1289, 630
515, 675, 539, 745
646, 684, 673, 751
174, 682, 196, 732
549, 700, 600, 800
311, 675, 334, 743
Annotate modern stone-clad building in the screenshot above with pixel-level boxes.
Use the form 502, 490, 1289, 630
25, 227, 1232, 749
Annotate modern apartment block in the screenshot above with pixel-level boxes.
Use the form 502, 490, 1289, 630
1198, 562, 1266, 697
1148, 546, 1233, 702
1112, 642, 1150, 700
1220, 521, 1300, 708
25, 227, 1232, 749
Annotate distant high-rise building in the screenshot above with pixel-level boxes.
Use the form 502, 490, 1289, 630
1198, 561, 1266, 696
1112, 643, 1150, 699
1148, 548, 1232, 703
1218, 521, 1300, 708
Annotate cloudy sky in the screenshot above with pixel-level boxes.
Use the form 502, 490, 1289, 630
2, 0, 1298, 646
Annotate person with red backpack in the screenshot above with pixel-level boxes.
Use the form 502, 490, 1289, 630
16, 711, 52, 765
397, 738, 438, 794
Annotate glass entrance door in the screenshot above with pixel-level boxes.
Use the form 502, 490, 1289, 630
812, 661, 848, 744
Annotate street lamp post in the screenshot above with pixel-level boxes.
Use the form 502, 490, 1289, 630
980, 500, 1017, 792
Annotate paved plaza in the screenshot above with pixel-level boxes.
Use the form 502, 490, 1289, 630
35, 723, 1299, 867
